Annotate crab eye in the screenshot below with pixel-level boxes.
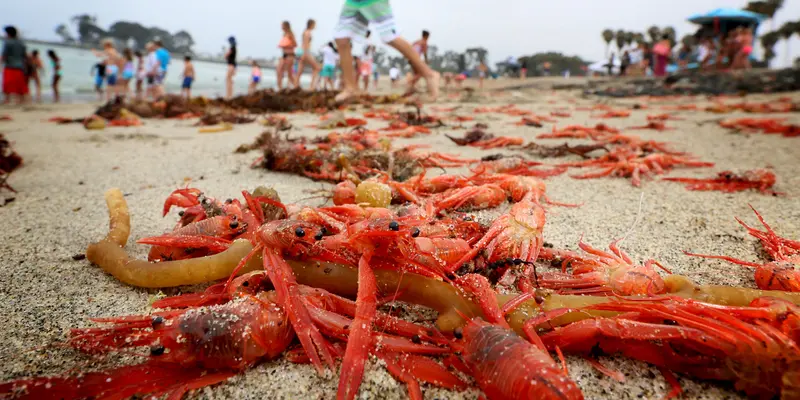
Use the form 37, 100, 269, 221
411, 227, 420, 237
453, 327, 463, 339
295, 227, 306, 237
229, 221, 239, 229
150, 345, 166, 356
389, 221, 400, 231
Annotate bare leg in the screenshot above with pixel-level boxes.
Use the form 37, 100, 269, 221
306, 55, 321, 90
277, 58, 286, 90
334, 38, 358, 103
226, 66, 235, 99
386, 37, 439, 100
286, 56, 296, 89
34, 77, 41, 102
294, 58, 305, 88
362, 74, 370, 91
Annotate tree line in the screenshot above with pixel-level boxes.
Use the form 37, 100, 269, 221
54, 14, 589, 75
747, 0, 800, 66
54, 14, 196, 55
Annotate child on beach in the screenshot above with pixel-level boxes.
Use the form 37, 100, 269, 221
277, 21, 297, 91
144, 42, 159, 100
28, 50, 44, 103
294, 19, 321, 90
389, 65, 400, 88
320, 41, 339, 91
181, 56, 194, 99
134, 51, 145, 100
120, 49, 135, 97
333, 0, 439, 103
249, 60, 262, 94
47, 50, 61, 103
92, 62, 106, 101
2, 26, 29, 105
361, 30, 376, 92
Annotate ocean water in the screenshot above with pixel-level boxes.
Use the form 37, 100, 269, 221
1, 42, 310, 102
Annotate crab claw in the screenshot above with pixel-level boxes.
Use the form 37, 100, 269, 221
162, 188, 202, 216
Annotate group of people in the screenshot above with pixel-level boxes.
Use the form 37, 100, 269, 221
262, 1, 439, 102
2, 25, 61, 104
91, 39, 171, 102
610, 25, 755, 79
695, 26, 754, 71
4, 1, 453, 104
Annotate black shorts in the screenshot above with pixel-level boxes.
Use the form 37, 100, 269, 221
282, 52, 294, 59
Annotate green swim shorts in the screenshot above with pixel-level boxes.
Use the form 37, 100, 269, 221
334, 0, 398, 43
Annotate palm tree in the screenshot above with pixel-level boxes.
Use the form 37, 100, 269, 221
777, 21, 796, 65
680, 35, 696, 49
662, 26, 677, 48
602, 29, 614, 57
615, 29, 626, 54
647, 26, 661, 44
624, 32, 635, 47
760, 31, 780, 67
745, 0, 784, 30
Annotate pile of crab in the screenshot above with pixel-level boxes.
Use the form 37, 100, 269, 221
0, 133, 22, 195
2, 174, 800, 400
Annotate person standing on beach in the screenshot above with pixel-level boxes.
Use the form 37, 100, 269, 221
249, 60, 262, 94
134, 51, 145, 100
144, 42, 159, 100
28, 50, 44, 103
92, 61, 106, 101
2, 26, 30, 105
181, 56, 195, 99
360, 45, 375, 92
277, 21, 297, 91
47, 50, 61, 103
295, 20, 321, 90
478, 61, 488, 90
389, 65, 399, 88
93, 39, 122, 101
407, 30, 430, 92
697, 38, 712, 70
333, 1, 439, 103
360, 30, 376, 92
120, 49, 135, 97
320, 41, 339, 91
652, 34, 670, 77
225, 36, 237, 99
620, 51, 630, 76
153, 40, 171, 97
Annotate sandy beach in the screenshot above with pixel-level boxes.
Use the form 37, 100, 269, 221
1, 77, 799, 399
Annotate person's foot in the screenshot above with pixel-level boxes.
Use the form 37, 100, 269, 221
424, 72, 440, 101
334, 89, 359, 104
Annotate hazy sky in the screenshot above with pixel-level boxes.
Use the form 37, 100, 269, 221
3, 0, 799, 66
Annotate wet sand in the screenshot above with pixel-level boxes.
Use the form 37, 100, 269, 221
0, 77, 798, 399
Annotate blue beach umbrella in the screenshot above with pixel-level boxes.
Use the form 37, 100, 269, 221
687, 8, 766, 25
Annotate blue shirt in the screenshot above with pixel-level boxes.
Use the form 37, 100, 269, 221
155, 48, 170, 71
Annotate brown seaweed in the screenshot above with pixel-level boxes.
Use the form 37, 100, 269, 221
518, 142, 609, 158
